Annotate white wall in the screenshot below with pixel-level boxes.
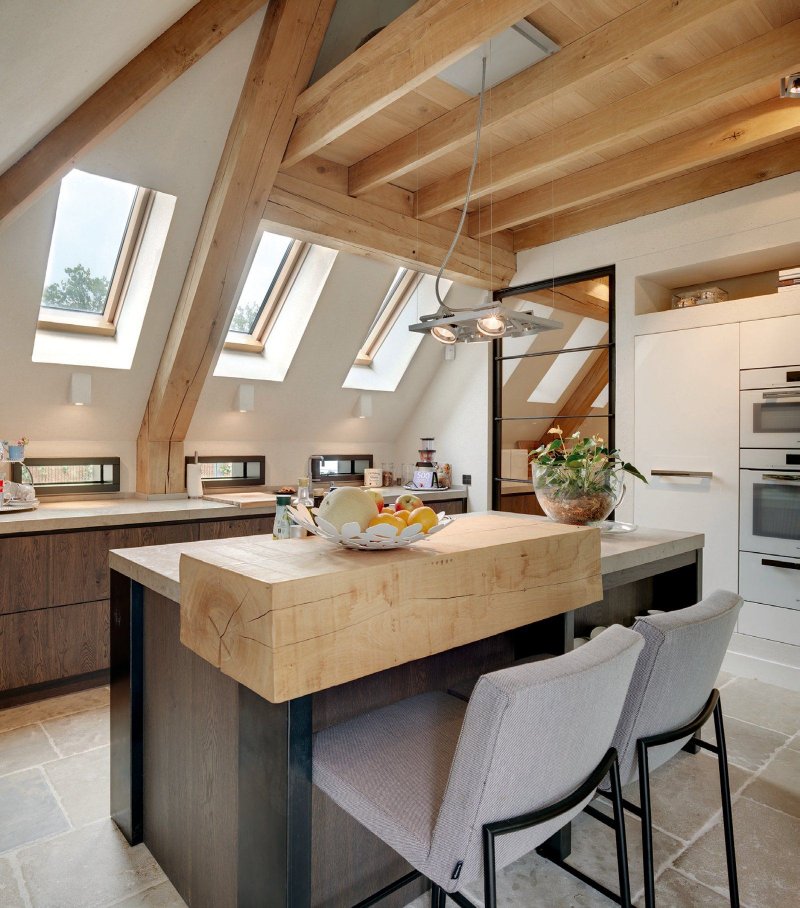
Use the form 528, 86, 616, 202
0, 12, 264, 491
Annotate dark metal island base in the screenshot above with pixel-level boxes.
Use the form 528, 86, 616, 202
108, 519, 703, 908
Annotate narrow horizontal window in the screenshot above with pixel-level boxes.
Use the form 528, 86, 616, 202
184, 456, 266, 490
13, 457, 121, 496
225, 233, 308, 353
38, 169, 154, 337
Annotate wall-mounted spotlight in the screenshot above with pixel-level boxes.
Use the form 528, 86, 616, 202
69, 372, 92, 406
353, 393, 373, 419
234, 384, 255, 412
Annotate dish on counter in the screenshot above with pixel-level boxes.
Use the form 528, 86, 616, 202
287, 502, 452, 550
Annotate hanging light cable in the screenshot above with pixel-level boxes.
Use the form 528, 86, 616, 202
410, 55, 562, 344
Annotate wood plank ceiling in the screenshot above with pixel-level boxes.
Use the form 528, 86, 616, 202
274, 0, 800, 255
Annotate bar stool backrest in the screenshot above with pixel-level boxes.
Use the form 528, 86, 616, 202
612, 589, 743, 787
428, 625, 643, 890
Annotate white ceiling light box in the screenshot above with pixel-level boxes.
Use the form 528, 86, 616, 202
69, 372, 91, 406
234, 384, 255, 412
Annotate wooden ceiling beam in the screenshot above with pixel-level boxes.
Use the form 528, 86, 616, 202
512, 287, 609, 321
0, 0, 266, 227
137, 0, 335, 495
281, 0, 548, 169
512, 137, 800, 251
471, 98, 800, 236
262, 173, 516, 289
416, 18, 800, 219
348, 0, 738, 197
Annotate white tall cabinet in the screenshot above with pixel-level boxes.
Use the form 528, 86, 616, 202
634, 323, 740, 594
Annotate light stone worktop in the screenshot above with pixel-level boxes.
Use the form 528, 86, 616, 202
0, 486, 466, 536
109, 515, 703, 606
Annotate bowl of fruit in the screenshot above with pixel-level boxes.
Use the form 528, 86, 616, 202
287, 488, 452, 550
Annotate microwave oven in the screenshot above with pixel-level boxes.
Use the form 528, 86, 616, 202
740, 366, 800, 449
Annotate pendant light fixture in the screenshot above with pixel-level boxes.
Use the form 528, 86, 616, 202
409, 57, 562, 344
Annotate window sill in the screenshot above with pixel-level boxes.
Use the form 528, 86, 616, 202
224, 337, 265, 353
37, 314, 116, 337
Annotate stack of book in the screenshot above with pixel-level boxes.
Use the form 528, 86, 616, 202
778, 267, 800, 292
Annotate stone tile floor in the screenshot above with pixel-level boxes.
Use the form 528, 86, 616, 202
0, 673, 797, 907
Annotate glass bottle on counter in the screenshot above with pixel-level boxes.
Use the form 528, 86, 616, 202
295, 476, 314, 511
273, 494, 293, 540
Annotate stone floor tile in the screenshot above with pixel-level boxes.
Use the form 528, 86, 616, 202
19, 820, 164, 908
675, 797, 800, 908
0, 724, 58, 776
41, 706, 109, 757
716, 671, 734, 688
652, 869, 733, 906
0, 768, 69, 854
0, 686, 109, 734
719, 678, 800, 736
787, 733, 800, 753
44, 745, 110, 828
617, 750, 749, 843
700, 715, 787, 772
740, 746, 800, 820
0, 855, 28, 907
107, 879, 187, 907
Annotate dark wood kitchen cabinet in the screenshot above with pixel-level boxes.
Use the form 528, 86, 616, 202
0, 514, 274, 705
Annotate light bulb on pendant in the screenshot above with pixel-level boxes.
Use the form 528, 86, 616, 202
476, 311, 506, 337
431, 325, 457, 344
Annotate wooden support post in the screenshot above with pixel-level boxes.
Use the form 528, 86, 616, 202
137, 0, 336, 495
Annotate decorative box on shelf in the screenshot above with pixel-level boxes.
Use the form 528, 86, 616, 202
671, 287, 729, 309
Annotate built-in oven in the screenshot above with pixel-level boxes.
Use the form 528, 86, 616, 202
740, 366, 800, 448
740, 449, 800, 559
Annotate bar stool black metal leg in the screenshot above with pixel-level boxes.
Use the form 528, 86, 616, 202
609, 758, 633, 908
431, 882, 446, 907
713, 701, 740, 907
482, 826, 498, 908
637, 741, 657, 908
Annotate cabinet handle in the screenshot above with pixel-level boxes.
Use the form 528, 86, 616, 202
762, 473, 800, 482
762, 558, 800, 571
762, 390, 800, 400
650, 470, 713, 478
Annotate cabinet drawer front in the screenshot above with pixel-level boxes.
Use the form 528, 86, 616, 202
0, 600, 109, 691
738, 601, 800, 646
739, 551, 800, 610
741, 315, 800, 370
0, 535, 50, 614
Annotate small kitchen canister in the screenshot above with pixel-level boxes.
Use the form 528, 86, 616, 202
363, 468, 383, 488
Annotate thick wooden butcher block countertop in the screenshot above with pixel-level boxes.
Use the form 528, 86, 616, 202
177, 512, 601, 702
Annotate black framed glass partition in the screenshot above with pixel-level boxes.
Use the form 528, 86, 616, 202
491, 266, 615, 513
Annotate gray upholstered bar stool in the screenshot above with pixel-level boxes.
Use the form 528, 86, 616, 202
547, 590, 743, 908
313, 625, 644, 907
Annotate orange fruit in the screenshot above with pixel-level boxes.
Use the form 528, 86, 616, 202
368, 513, 406, 533
407, 506, 438, 533
392, 508, 410, 524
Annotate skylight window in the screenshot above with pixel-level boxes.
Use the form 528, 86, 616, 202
38, 169, 153, 336
354, 268, 422, 366
527, 318, 608, 404
225, 231, 306, 352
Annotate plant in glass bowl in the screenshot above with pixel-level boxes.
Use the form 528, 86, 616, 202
529, 429, 646, 526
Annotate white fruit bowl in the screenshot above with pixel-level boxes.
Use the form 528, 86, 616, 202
286, 503, 452, 550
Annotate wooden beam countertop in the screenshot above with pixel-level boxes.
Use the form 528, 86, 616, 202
109, 514, 704, 703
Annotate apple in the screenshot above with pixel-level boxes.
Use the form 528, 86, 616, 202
408, 506, 438, 533
395, 493, 423, 513
365, 488, 384, 513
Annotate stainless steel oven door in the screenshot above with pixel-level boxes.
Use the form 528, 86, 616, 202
740, 457, 800, 558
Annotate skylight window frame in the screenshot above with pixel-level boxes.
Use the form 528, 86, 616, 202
224, 239, 309, 353
354, 269, 423, 367
37, 184, 155, 337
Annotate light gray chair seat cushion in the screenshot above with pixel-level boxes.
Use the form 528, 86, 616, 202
314, 625, 643, 892
610, 589, 743, 787
314, 691, 467, 874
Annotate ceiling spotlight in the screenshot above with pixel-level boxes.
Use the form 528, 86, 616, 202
780, 73, 800, 98
431, 324, 458, 344
476, 311, 506, 337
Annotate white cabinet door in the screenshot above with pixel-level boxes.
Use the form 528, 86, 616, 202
741, 314, 800, 369
634, 323, 740, 594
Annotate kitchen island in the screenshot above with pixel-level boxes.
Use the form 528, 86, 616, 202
108, 514, 703, 908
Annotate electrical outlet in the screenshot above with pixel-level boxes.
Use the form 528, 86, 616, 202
462, 474, 471, 485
